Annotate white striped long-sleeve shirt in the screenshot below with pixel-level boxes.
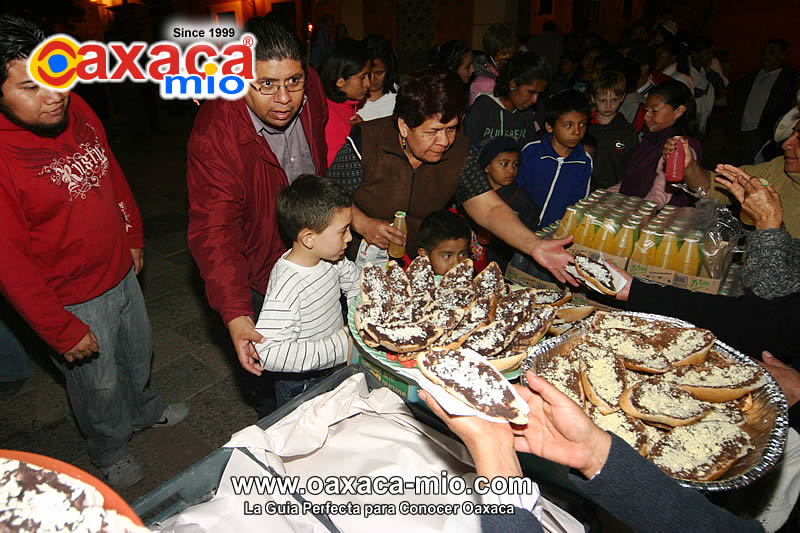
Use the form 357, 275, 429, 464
254, 251, 361, 373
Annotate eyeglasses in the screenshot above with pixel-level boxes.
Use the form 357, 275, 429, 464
249, 78, 305, 96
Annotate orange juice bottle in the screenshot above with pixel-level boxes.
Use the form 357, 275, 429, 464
572, 213, 597, 246
654, 230, 680, 270
388, 211, 407, 258
593, 217, 619, 253
630, 228, 658, 265
675, 231, 702, 276
554, 206, 580, 239
610, 222, 636, 258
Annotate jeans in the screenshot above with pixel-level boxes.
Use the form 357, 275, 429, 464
50, 268, 165, 468
274, 364, 344, 407
0, 318, 30, 382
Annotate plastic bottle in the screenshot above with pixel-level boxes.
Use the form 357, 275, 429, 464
675, 231, 702, 276
593, 217, 619, 254
666, 137, 685, 182
572, 213, 597, 246
388, 211, 407, 259
630, 228, 658, 265
654, 230, 680, 270
554, 206, 580, 238
611, 222, 636, 258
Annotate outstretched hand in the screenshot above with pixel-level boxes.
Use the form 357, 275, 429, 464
759, 351, 800, 408
228, 315, 265, 376
530, 235, 579, 286
514, 371, 611, 479
663, 136, 693, 169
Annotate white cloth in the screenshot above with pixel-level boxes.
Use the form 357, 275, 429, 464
153, 374, 583, 533
356, 92, 397, 122
254, 251, 360, 372
741, 68, 783, 132
662, 63, 695, 92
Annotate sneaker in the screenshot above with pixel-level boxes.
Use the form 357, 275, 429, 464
101, 455, 145, 489
151, 402, 189, 428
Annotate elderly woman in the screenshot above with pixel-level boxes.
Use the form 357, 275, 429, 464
326, 70, 574, 283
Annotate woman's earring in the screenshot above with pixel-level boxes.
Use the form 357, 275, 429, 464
401, 136, 407, 150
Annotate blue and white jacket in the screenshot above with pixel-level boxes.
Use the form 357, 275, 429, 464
517, 134, 593, 227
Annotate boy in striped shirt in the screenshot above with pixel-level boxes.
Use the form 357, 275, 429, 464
254, 175, 359, 405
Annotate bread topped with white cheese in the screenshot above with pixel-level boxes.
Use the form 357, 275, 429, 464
620, 379, 712, 426
417, 347, 528, 424
472, 261, 506, 299
361, 320, 444, 353
585, 328, 671, 373
573, 252, 619, 295
662, 362, 766, 402
588, 406, 649, 455
437, 258, 474, 294
581, 355, 628, 414
647, 421, 753, 481
406, 254, 436, 300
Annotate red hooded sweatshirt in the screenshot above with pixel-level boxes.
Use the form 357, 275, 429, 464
0, 93, 144, 353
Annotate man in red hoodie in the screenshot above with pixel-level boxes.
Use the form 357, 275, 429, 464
0, 15, 187, 489
187, 16, 328, 417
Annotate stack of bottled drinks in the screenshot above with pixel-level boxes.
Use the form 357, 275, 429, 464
535, 190, 707, 277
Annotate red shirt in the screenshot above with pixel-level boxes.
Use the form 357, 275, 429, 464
0, 94, 144, 353
187, 67, 328, 325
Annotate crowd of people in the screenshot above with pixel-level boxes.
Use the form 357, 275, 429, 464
0, 8, 799, 531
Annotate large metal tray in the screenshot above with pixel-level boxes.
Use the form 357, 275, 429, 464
521, 311, 789, 492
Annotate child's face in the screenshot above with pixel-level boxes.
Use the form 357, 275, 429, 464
547, 111, 588, 154
311, 206, 353, 261
508, 79, 548, 111
593, 90, 623, 118
421, 238, 471, 276
485, 151, 520, 189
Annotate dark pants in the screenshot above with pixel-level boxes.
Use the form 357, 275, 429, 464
242, 289, 278, 419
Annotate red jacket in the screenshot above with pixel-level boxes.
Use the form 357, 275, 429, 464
325, 98, 357, 166
0, 94, 144, 353
187, 67, 328, 325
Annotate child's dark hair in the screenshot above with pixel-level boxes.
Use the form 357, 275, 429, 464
277, 175, 352, 242
543, 89, 590, 127
649, 79, 699, 138
320, 38, 370, 103
418, 210, 471, 253
494, 51, 550, 99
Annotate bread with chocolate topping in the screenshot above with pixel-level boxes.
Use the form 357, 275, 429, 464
662, 363, 766, 402
406, 254, 436, 300
385, 261, 412, 300
537, 354, 584, 408
658, 327, 716, 367
573, 252, 618, 296
581, 355, 627, 414
585, 328, 670, 373
417, 347, 528, 424
459, 319, 522, 358
532, 288, 572, 307
472, 261, 505, 298
620, 379, 712, 426
361, 320, 444, 353
508, 306, 556, 349
360, 263, 393, 312
588, 406, 649, 455
437, 259, 474, 294
446, 293, 497, 343
647, 421, 753, 481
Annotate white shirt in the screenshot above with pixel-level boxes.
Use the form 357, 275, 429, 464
356, 92, 397, 122
741, 68, 783, 132
254, 251, 360, 373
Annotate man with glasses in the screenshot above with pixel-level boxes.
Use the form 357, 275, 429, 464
187, 16, 328, 417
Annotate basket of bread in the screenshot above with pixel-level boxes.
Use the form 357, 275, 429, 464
522, 311, 789, 491
349, 256, 594, 375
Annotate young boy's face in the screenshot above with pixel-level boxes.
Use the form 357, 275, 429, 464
312, 206, 353, 261
593, 90, 623, 119
485, 150, 520, 189
547, 111, 588, 155
420, 238, 470, 276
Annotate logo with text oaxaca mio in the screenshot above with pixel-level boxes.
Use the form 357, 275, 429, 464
28, 33, 256, 100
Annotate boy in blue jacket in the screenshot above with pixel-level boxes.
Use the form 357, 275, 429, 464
517, 89, 592, 227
